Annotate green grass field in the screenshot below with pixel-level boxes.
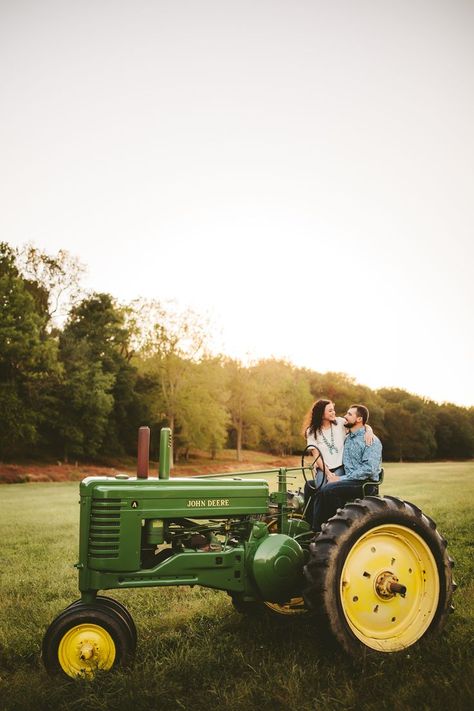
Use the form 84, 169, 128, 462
0, 462, 473, 711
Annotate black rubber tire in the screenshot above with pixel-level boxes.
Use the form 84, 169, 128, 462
42, 604, 134, 678
303, 495, 455, 658
65, 596, 137, 650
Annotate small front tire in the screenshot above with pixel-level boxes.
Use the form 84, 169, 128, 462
42, 605, 134, 679
65, 596, 137, 651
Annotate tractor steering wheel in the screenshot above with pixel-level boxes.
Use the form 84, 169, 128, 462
301, 444, 327, 491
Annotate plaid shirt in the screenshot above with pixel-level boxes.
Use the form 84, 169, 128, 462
341, 427, 382, 481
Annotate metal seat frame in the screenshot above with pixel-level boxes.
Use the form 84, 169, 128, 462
361, 468, 384, 497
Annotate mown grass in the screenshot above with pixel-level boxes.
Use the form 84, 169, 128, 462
0, 462, 473, 711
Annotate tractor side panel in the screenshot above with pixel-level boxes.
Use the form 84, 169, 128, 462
78, 476, 270, 574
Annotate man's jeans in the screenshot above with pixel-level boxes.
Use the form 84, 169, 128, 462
303, 465, 345, 527
311, 479, 365, 532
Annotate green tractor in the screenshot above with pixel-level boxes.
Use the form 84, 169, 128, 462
42, 427, 455, 678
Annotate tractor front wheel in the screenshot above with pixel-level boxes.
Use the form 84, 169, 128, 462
42, 604, 134, 679
303, 496, 455, 657
65, 595, 138, 651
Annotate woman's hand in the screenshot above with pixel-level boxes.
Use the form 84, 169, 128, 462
364, 424, 374, 446
326, 471, 339, 483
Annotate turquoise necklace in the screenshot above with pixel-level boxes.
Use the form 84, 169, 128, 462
319, 425, 339, 455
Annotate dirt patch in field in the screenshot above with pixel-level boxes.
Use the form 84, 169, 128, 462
0, 463, 127, 484
0, 456, 301, 484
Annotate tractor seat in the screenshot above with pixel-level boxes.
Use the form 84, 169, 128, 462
361, 468, 384, 497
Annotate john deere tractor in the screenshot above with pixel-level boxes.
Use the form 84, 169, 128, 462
42, 427, 455, 678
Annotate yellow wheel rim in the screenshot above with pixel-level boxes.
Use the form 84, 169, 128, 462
264, 597, 307, 615
340, 524, 439, 652
58, 623, 116, 678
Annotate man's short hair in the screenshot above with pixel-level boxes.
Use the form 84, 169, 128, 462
350, 404, 369, 425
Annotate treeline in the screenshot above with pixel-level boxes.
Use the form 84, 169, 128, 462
1, 242, 473, 463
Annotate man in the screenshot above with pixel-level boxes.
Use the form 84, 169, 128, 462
311, 404, 382, 532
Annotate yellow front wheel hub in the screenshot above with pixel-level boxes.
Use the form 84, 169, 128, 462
340, 524, 439, 652
58, 623, 116, 678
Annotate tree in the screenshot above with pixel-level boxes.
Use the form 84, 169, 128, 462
308, 371, 358, 408
250, 359, 313, 455
17, 243, 85, 327
223, 359, 261, 461
0, 243, 60, 459
172, 357, 230, 460
127, 299, 208, 360
57, 293, 140, 459
435, 405, 474, 459
134, 300, 211, 465
377, 389, 437, 461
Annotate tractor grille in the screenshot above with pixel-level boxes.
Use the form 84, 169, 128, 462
89, 498, 124, 559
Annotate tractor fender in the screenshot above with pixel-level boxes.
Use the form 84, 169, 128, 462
251, 533, 305, 602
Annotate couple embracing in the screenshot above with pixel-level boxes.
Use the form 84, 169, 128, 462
302, 399, 382, 531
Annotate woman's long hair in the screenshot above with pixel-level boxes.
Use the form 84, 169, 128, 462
301, 399, 332, 438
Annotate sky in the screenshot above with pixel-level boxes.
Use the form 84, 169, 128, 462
1, 0, 473, 406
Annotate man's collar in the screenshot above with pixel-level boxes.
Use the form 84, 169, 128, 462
348, 426, 366, 438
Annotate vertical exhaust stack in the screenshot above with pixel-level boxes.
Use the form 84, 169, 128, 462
137, 426, 150, 479
159, 427, 172, 480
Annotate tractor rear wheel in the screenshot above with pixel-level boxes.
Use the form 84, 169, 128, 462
303, 496, 455, 657
42, 604, 134, 678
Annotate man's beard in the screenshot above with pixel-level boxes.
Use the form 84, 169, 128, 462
344, 421, 354, 429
